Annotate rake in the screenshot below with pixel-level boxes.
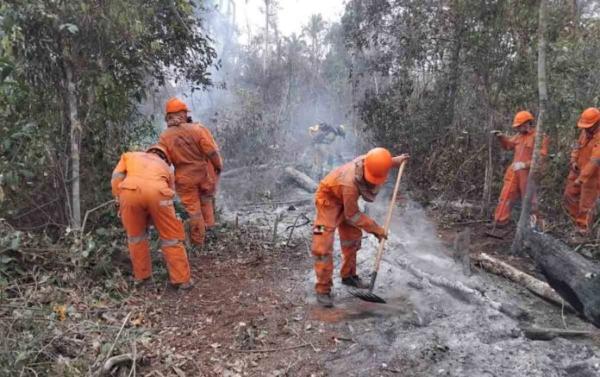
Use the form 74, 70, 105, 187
349, 160, 407, 304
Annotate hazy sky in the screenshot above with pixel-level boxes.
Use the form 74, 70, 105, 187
234, 0, 346, 38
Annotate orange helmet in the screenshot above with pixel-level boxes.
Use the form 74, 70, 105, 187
165, 97, 189, 114
364, 147, 393, 185
512, 111, 534, 128
146, 144, 171, 165
577, 107, 600, 129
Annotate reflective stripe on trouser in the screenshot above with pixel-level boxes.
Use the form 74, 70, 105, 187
161, 239, 191, 284
188, 212, 206, 246
119, 188, 190, 284
128, 238, 151, 281
177, 183, 216, 246
200, 195, 216, 228
312, 222, 363, 294
338, 221, 362, 279
564, 171, 599, 232
494, 169, 537, 224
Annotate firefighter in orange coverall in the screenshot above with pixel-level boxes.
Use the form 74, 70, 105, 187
159, 98, 223, 247
491, 111, 549, 227
312, 147, 409, 307
111, 145, 192, 289
564, 107, 600, 236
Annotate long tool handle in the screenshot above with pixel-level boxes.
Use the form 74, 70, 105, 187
369, 161, 407, 291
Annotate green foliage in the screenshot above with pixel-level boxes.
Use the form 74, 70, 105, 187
342, 0, 600, 214
0, 0, 216, 230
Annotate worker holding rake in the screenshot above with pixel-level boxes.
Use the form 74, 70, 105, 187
312, 147, 409, 307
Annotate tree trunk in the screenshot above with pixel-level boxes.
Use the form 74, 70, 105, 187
65, 63, 82, 230
263, 0, 270, 75
481, 113, 494, 217
525, 231, 600, 327
511, 0, 547, 254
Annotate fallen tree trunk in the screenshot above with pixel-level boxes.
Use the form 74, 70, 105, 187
525, 230, 600, 327
521, 326, 597, 341
473, 252, 572, 310
284, 166, 318, 193
221, 164, 270, 179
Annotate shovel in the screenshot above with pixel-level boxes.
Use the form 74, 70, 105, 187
349, 161, 407, 304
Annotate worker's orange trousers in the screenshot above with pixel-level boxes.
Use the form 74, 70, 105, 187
494, 168, 538, 225
564, 170, 598, 233
177, 180, 217, 246
312, 200, 362, 294
119, 188, 191, 284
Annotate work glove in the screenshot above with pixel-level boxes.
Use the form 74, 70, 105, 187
392, 154, 410, 166
574, 178, 583, 186
372, 226, 388, 242
512, 162, 527, 171
570, 162, 580, 173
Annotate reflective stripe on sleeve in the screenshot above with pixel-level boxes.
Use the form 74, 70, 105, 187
112, 172, 126, 180
159, 199, 174, 206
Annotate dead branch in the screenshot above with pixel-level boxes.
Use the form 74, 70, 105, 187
101, 353, 133, 376
220, 164, 270, 178
521, 327, 598, 341
386, 256, 527, 319
230, 343, 310, 353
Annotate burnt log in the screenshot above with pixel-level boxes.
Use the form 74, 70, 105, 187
473, 252, 572, 310
284, 166, 318, 193
525, 231, 600, 327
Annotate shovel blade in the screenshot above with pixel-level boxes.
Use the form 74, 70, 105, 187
348, 288, 387, 304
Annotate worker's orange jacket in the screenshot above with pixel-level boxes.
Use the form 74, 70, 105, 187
111, 152, 174, 197
159, 122, 223, 191
570, 130, 600, 185
315, 157, 383, 235
497, 130, 549, 167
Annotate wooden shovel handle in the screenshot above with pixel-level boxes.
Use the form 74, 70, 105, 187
372, 161, 407, 273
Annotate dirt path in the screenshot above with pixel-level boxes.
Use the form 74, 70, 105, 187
131, 224, 331, 376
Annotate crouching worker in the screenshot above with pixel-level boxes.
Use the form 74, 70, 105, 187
312, 147, 409, 307
111, 144, 193, 289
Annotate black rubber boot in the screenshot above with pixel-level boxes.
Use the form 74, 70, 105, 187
341, 275, 370, 289
316, 292, 334, 308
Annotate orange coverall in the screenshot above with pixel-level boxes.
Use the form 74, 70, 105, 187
493, 130, 549, 225
312, 157, 386, 294
160, 122, 223, 246
111, 152, 191, 284
564, 130, 600, 232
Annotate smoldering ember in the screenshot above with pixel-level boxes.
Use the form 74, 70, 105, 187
2, 1, 600, 376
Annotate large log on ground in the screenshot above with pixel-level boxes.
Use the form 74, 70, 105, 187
284, 167, 318, 192
473, 252, 572, 310
525, 231, 600, 327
